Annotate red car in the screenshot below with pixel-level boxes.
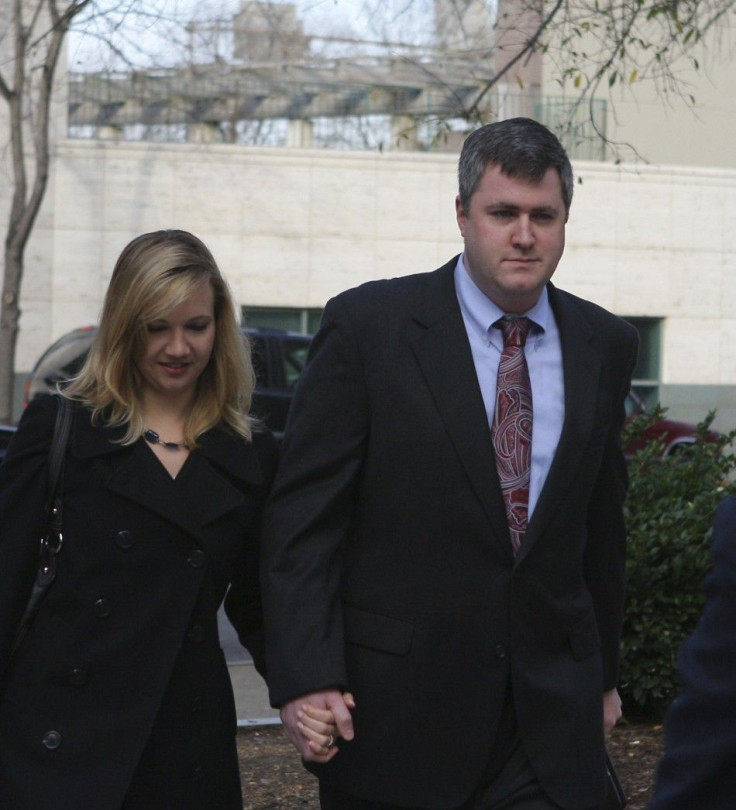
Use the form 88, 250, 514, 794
624, 390, 720, 458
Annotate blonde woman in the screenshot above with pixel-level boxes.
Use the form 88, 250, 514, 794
0, 231, 336, 808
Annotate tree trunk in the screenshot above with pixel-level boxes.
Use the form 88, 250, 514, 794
0, 0, 85, 423
0, 246, 22, 424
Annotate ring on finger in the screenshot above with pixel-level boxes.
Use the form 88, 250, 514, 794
326, 735, 335, 748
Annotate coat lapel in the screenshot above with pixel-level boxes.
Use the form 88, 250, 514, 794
409, 260, 512, 554
71, 411, 263, 540
518, 285, 601, 562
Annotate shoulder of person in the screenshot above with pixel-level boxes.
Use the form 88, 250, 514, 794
549, 284, 637, 343
201, 422, 278, 487
0, 394, 67, 500
5, 394, 61, 455
327, 257, 459, 317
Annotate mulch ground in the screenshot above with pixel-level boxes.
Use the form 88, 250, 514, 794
237, 718, 664, 809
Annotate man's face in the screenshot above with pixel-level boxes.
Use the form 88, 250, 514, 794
456, 163, 567, 313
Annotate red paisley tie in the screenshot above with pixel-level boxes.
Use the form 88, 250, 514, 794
492, 317, 533, 555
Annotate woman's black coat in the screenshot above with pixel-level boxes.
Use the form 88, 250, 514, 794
0, 396, 278, 809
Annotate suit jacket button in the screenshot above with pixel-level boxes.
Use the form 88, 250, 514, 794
187, 549, 206, 568
42, 731, 62, 750
191, 766, 205, 782
495, 645, 507, 659
94, 598, 111, 617
69, 667, 87, 686
191, 695, 204, 713
115, 530, 135, 549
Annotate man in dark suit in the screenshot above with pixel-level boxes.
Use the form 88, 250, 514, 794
262, 117, 638, 809
648, 495, 736, 810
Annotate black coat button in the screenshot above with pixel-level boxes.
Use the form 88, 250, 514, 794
495, 645, 507, 659
93, 598, 111, 617
42, 731, 62, 750
69, 667, 87, 686
191, 766, 205, 782
191, 695, 204, 713
187, 623, 205, 643
187, 549, 206, 568
115, 530, 135, 549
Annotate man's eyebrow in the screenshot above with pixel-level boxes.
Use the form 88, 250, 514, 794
484, 202, 560, 213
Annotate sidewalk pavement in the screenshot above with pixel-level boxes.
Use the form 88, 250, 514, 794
219, 609, 281, 727
229, 661, 281, 727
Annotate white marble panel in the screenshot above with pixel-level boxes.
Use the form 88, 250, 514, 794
308, 238, 376, 302
663, 317, 722, 383
718, 320, 736, 384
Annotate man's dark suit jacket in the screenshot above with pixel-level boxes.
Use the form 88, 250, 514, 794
648, 495, 736, 810
262, 258, 638, 809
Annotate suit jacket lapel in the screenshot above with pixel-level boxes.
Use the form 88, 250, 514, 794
519, 285, 601, 562
409, 260, 512, 555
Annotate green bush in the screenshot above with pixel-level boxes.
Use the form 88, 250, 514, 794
618, 407, 736, 717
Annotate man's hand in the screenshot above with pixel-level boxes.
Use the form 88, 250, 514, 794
603, 688, 622, 735
280, 689, 355, 762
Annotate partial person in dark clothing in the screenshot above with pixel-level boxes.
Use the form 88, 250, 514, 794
0, 230, 335, 809
648, 494, 736, 810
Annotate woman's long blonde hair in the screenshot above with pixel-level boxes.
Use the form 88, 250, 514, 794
65, 230, 255, 445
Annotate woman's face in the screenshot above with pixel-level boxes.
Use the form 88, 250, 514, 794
135, 282, 216, 405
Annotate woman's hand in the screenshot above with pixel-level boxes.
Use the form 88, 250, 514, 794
296, 692, 355, 756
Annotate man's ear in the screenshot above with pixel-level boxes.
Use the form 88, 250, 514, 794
455, 195, 467, 235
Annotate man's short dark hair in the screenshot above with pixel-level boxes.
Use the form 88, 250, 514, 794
458, 118, 574, 217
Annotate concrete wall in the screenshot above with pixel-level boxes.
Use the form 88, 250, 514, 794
539, 13, 736, 170
6, 138, 736, 429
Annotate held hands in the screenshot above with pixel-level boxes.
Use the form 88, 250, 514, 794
603, 688, 622, 735
281, 689, 355, 763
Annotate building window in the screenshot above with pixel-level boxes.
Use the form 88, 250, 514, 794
624, 317, 662, 407
243, 306, 323, 334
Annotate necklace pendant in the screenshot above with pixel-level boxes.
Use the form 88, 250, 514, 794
144, 429, 187, 451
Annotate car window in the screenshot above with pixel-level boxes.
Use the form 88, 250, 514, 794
625, 392, 642, 418
249, 335, 268, 388
282, 337, 311, 389
37, 336, 92, 381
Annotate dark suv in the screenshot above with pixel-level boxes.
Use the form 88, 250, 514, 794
21, 325, 313, 441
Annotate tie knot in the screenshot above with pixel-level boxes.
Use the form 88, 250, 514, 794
496, 317, 532, 348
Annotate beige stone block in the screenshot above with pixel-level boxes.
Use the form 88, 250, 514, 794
669, 180, 729, 253
558, 248, 617, 311
309, 170, 378, 241
614, 182, 673, 250
236, 235, 311, 307
718, 320, 736, 384
718, 257, 736, 316
240, 166, 312, 238
308, 238, 376, 303
375, 169, 444, 243
101, 151, 176, 232
22, 226, 55, 300
611, 252, 671, 317
53, 150, 107, 230
663, 318, 721, 383
52, 229, 106, 303
669, 252, 722, 317
374, 239, 449, 281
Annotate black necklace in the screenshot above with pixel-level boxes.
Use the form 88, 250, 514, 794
143, 429, 188, 451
